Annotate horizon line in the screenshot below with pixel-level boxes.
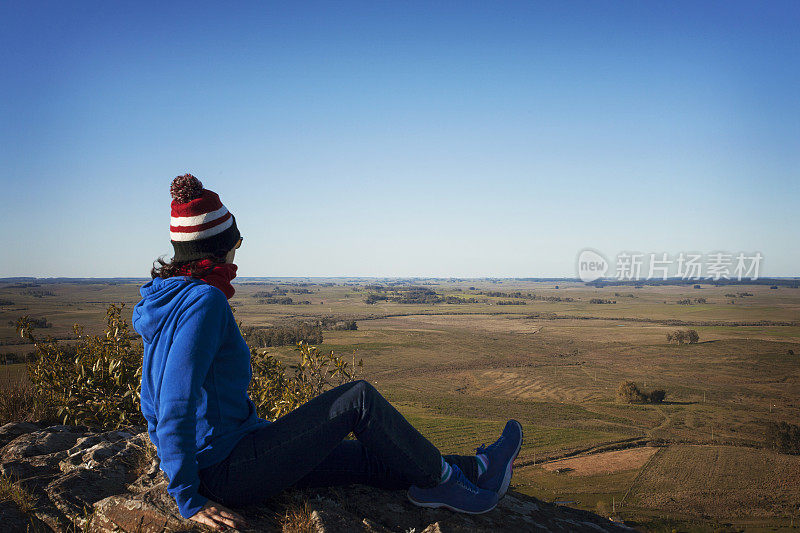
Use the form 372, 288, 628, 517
2, 276, 799, 282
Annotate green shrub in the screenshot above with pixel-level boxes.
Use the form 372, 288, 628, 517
15, 304, 363, 430
16, 304, 144, 430
249, 341, 363, 421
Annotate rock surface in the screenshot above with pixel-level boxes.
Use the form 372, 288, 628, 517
0, 422, 634, 532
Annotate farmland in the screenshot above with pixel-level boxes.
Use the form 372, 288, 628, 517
1, 277, 799, 531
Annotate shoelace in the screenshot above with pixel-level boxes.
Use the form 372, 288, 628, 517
454, 472, 480, 494
477, 435, 505, 455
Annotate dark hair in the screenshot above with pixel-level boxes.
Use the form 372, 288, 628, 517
150, 252, 227, 280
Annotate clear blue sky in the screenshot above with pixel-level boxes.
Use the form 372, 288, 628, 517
1, 1, 798, 278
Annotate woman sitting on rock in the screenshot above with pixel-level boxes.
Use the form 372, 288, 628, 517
132, 174, 524, 531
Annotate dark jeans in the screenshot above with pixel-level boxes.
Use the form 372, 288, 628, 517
197, 380, 479, 508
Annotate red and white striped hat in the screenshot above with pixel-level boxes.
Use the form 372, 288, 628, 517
169, 174, 241, 262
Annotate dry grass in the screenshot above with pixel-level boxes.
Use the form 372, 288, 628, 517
0, 372, 54, 425
629, 445, 800, 519
281, 500, 318, 533
121, 438, 158, 479
0, 473, 38, 514
541, 447, 660, 476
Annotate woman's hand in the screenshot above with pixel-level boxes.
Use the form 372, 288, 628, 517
189, 500, 250, 531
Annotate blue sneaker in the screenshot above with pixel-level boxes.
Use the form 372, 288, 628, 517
476, 419, 523, 497
407, 464, 499, 514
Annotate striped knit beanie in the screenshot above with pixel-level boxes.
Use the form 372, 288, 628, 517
169, 174, 241, 262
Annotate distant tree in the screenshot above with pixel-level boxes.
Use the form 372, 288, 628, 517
365, 294, 388, 305
667, 329, 699, 345
616, 381, 647, 403
617, 381, 667, 404
765, 421, 800, 455
648, 389, 666, 403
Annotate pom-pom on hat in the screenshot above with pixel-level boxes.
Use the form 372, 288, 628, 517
169, 174, 241, 262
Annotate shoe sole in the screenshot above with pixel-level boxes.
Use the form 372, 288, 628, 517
406, 493, 498, 515
496, 420, 523, 498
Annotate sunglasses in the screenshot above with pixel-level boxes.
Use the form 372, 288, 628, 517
235, 237, 243, 249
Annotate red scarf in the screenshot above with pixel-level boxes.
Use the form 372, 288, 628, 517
176, 259, 238, 299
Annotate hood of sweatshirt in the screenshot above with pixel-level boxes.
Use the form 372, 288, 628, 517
132, 276, 209, 344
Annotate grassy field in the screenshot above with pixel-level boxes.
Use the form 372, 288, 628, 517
1, 277, 799, 530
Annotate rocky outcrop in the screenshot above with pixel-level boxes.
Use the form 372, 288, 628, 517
0, 422, 633, 532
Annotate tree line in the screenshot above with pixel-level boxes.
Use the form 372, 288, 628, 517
316, 317, 358, 331
365, 287, 477, 305
7, 317, 51, 329
240, 323, 324, 347
478, 291, 574, 303
677, 298, 707, 305
256, 297, 311, 305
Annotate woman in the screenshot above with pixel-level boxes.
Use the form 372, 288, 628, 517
132, 174, 523, 531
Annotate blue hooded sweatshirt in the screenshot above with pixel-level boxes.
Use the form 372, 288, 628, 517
132, 276, 270, 519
